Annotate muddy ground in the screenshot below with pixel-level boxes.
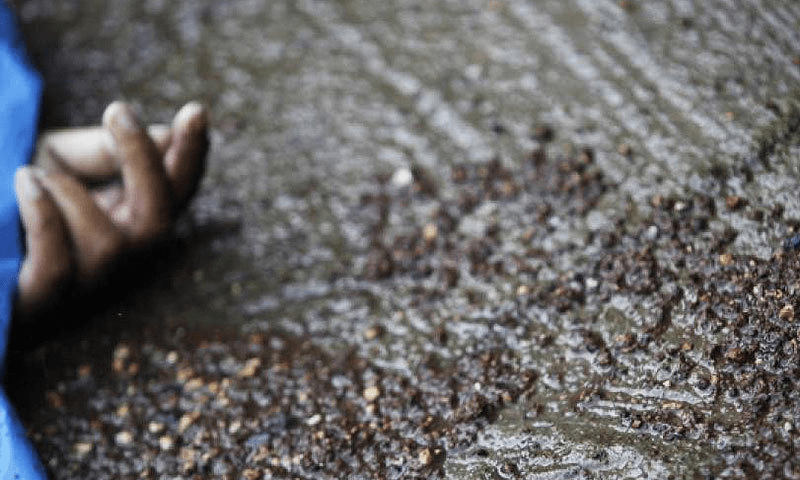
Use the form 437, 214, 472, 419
5, 0, 800, 478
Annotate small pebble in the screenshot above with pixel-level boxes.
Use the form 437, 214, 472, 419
159, 435, 175, 451
115, 431, 134, 447
116, 404, 130, 417
228, 420, 242, 435
651, 195, 664, 208
725, 195, 746, 210
238, 358, 262, 378
719, 253, 734, 266
113, 344, 131, 361
185, 378, 205, 391
72, 442, 93, 457
177, 368, 194, 382
363, 386, 381, 403
423, 223, 438, 242
179, 412, 201, 433
391, 167, 413, 188
780, 304, 795, 321
306, 414, 322, 426
644, 225, 659, 241
148, 422, 165, 434
242, 469, 262, 480
166, 351, 179, 365
418, 448, 433, 466
363, 325, 383, 341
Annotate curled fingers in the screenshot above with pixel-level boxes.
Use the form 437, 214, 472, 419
34, 169, 125, 288
103, 102, 172, 244
14, 167, 73, 316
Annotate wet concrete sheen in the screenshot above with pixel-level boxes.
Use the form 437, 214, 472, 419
8, 0, 800, 478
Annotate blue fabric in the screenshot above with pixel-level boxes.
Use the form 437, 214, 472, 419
0, 2, 47, 479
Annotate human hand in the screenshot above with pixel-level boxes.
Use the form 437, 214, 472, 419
13, 101, 208, 319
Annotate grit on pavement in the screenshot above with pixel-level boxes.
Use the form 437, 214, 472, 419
7, 0, 800, 478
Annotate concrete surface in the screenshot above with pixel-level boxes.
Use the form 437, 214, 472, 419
7, 0, 800, 478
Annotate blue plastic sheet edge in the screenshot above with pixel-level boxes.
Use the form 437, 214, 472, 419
0, 1, 48, 478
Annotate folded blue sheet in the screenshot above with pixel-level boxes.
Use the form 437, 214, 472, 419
0, 2, 47, 478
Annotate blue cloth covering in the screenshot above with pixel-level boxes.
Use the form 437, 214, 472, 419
0, 2, 47, 478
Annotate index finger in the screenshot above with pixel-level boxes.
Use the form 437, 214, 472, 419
103, 102, 172, 241
34, 125, 172, 180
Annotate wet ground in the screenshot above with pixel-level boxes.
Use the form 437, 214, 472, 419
6, 0, 800, 478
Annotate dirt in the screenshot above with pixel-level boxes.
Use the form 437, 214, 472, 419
8, 138, 800, 478
6, 0, 800, 478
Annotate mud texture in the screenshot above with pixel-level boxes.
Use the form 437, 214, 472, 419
6, 0, 800, 478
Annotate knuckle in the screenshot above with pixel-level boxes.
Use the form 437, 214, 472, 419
127, 202, 173, 244
82, 229, 124, 275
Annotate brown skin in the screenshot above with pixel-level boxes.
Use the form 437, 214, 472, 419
13, 101, 209, 319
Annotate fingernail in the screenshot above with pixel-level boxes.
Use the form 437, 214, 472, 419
107, 102, 141, 133
15, 167, 42, 201
176, 102, 208, 132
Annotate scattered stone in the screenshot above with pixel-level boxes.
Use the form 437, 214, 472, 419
228, 420, 242, 435
166, 351, 179, 365
306, 414, 322, 426
176, 367, 194, 382
363, 325, 384, 341
423, 223, 438, 243
238, 358, 262, 378
178, 412, 201, 433
116, 404, 130, 417
418, 448, 433, 466
780, 304, 795, 321
159, 435, 175, 451
115, 430, 134, 447
719, 253, 734, 266
363, 386, 381, 403
113, 344, 131, 361
148, 422, 165, 434
390, 167, 413, 188
184, 378, 205, 390
242, 469, 262, 480
725, 195, 746, 210
72, 442, 93, 457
